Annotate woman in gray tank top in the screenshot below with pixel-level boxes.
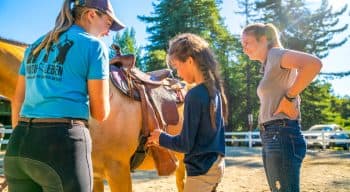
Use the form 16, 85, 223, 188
241, 23, 322, 192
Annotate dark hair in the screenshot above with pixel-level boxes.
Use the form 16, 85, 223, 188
168, 33, 228, 127
242, 23, 283, 49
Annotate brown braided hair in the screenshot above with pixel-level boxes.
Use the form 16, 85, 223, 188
167, 33, 228, 128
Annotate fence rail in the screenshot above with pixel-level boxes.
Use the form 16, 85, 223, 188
225, 130, 350, 149
0, 126, 349, 149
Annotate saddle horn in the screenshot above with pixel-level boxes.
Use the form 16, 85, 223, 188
111, 44, 122, 56
110, 44, 136, 69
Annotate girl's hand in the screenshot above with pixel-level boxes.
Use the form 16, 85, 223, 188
147, 129, 162, 147
273, 97, 299, 119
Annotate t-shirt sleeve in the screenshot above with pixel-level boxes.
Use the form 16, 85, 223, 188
265, 48, 288, 74
159, 94, 202, 153
19, 47, 33, 75
87, 41, 109, 80
274, 48, 288, 70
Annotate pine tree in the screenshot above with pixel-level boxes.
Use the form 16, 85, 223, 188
139, 0, 226, 51
138, 0, 237, 71
236, 0, 257, 24
255, 0, 348, 58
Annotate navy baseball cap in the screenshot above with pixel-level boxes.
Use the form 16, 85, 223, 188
75, 0, 125, 31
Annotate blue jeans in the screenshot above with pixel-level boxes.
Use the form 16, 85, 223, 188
260, 120, 306, 192
4, 120, 92, 192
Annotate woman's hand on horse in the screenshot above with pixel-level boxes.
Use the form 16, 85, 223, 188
146, 129, 163, 147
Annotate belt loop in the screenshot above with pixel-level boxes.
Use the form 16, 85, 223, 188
28, 118, 33, 127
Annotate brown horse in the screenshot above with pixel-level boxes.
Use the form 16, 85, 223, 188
0, 37, 185, 192
0, 38, 26, 100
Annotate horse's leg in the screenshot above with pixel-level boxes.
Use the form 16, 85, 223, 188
90, 120, 107, 192
175, 160, 186, 192
92, 156, 104, 192
106, 161, 132, 192
93, 175, 104, 192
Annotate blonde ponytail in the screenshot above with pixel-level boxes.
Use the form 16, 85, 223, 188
33, 0, 83, 56
242, 23, 283, 49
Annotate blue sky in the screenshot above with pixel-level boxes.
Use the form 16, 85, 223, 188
0, 0, 349, 96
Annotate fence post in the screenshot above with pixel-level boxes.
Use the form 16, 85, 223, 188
322, 131, 326, 150
0, 127, 4, 150
248, 114, 253, 148
248, 131, 252, 148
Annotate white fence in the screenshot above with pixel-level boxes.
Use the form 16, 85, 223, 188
0, 126, 349, 149
225, 130, 350, 149
225, 131, 261, 148
303, 130, 350, 149
0, 126, 349, 175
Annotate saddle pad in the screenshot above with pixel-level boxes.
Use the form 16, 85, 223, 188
111, 65, 180, 125
147, 84, 179, 126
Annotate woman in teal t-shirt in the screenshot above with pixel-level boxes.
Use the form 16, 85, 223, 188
4, 0, 125, 191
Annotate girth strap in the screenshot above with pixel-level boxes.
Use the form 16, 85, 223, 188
129, 82, 177, 176
130, 83, 149, 171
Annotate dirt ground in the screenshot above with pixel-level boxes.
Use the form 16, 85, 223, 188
130, 147, 350, 192
1, 147, 349, 192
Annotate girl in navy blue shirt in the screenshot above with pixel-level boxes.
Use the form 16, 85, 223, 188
147, 33, 228, 192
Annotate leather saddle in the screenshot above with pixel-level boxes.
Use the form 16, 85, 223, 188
109, 45, 186, 176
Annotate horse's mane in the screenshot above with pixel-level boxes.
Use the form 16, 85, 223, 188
0, 36, 28, 47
